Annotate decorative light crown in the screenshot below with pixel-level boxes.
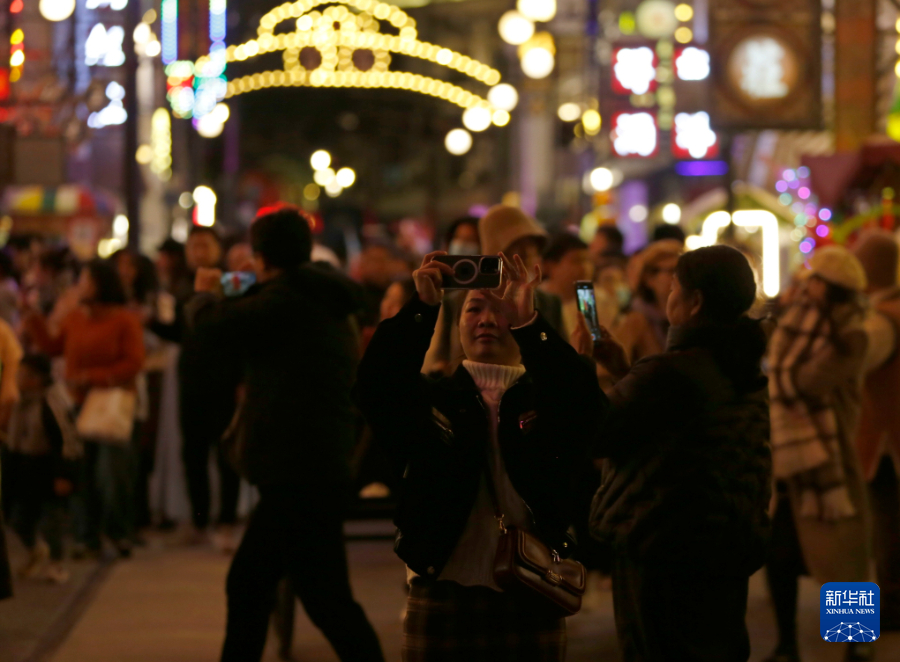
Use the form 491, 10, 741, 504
209, 0, 506, 119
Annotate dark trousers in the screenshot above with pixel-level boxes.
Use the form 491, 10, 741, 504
870, 456, 900, 629
182, 427, 240, 529
4, 453, 65, 560
220, 484, 384, 662
612, 554, 751, 662
76, 440, 135, 549
765, 486, 808, 653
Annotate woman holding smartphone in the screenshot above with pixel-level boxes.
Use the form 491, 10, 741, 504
355, 251, 603, 661
575, 245, 772, 662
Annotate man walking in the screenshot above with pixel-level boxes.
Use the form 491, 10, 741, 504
188, 205, 384, 662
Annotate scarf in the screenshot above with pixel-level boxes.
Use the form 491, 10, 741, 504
768, 296, 856, 520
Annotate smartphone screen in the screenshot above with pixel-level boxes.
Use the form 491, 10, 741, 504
221, 272, 256, 298
575, 281, 602, 342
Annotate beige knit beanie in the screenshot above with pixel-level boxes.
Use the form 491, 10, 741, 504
478, 205, 548, 256
809, 245, 867, 292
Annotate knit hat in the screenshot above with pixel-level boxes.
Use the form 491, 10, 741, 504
479, 205, 547, 256
627, 239, 683, 292
809, 245, 867, 292
853, 229, 899, 290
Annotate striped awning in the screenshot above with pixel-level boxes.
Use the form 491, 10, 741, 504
1, 185, 117, 216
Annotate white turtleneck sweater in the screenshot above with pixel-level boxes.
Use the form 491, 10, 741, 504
435, 360, 532, 591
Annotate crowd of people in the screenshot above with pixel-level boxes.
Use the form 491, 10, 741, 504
0, 201, 897, 662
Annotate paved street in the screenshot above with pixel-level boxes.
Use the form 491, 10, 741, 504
0, 526, 891, 662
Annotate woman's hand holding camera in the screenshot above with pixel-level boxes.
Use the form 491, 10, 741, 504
413, 252, 454, 306
484, 253, 540, 328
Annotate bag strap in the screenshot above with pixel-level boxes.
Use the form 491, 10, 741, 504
482, 452, 507, 534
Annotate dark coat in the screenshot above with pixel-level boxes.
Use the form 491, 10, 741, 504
186, 264, 364, 488
354, 296, 605, 578
590, 318, 772, 576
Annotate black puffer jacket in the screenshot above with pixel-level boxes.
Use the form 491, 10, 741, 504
355, 296, 604, 579
590, 317, 772, 575
186, 264, 364, 488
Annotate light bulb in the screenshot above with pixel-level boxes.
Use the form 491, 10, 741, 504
520, 47, 554, 79
498, 10, 535, 46
487, 83, 518, 111
462, 106, 492, 132
445, 128, 473, 156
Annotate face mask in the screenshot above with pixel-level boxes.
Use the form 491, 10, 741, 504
615, 284, 631, 309
448, 240, 481, 256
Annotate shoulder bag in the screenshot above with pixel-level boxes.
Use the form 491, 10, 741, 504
483, 460, 586, 617
76, 388, 136, 445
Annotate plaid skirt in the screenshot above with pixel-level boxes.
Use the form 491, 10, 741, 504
403, 578, 567, 662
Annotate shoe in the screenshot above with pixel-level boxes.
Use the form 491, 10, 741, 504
18, 541, 50, 578
42, 563, 70, 584
846, 642, 875, 661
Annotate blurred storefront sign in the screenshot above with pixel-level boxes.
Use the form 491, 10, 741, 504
709, 0, 821, 130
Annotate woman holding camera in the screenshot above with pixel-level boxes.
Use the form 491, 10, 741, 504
355, 251, 603, 661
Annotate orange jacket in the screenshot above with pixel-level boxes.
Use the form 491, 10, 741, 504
28, 305, 145, 402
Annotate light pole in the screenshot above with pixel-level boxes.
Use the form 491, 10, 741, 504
124, 0, 140, 247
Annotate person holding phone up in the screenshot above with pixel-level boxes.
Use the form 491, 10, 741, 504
572, 245, 772, 662
355, 251, 603, 661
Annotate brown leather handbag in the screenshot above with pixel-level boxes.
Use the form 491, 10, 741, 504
484, 463, 586, 617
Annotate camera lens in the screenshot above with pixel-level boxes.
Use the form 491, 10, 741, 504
454, 259, 477, 283
480, 257, 500, 275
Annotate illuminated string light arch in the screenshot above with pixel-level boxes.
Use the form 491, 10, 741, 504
201, 0, 508, 121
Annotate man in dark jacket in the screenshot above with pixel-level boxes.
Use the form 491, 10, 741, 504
188, 206, 384, 662
586, 246, 772, 662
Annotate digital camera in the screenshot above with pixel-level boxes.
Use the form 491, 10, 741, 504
434, 255, 503, 290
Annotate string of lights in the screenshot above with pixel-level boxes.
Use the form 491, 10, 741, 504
224, 26, 501, 87
225, 68, 502, 121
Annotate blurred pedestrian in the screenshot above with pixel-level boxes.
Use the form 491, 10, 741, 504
541, 232, 617, 337
356, 251, 602, 661
0, 250, 20, 328
112, 249, 159, 321
23, 247, 77, 316
2, 354, 79, 583
443, 216, 480, 255
24, 260, 145, 558
589, 225, 625, 266
112, 249, 164, 532
615, 240, 682, 362
853, 230, 900, 632
225, 241, 254, 273
651, 224, 686, 247
585, 245, 772, 662
356, 243, 403, 328
594, 253, 631, 316
766, 246, 870, 662
187, 205, 383, 662
186, 226, 223, 274
178, 226, 241, 545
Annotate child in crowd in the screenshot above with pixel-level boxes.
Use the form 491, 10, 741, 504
2, 354, 80, 583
